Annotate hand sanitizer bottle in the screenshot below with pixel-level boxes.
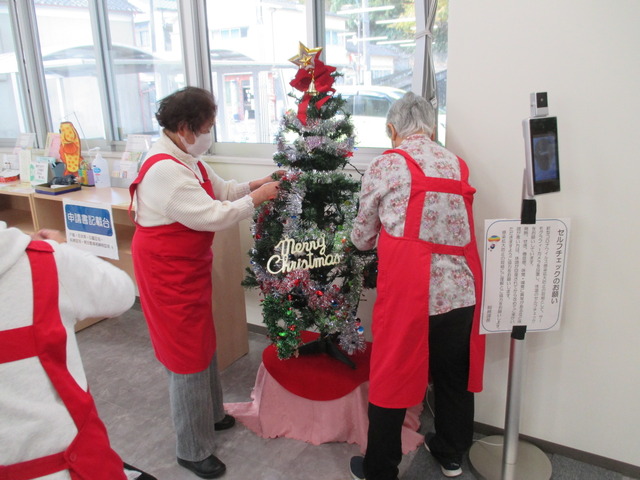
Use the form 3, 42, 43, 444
90, 148, 111, 188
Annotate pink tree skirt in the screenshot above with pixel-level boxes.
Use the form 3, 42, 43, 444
225, 363, 424, 454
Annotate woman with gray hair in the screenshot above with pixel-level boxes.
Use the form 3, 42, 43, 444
349, 92, 485, 479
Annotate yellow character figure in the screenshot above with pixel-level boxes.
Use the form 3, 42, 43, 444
59, 122, 82, 177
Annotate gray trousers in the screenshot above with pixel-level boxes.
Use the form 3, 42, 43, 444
167, 354, 225, 461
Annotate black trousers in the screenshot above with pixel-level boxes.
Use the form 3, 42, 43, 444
364, 306, 475, 480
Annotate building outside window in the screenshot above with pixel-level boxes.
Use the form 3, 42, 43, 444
0, 1, 26, 140
206, 0, 306, 144
31, 0, 185, 143
206, 0, 420, 148
2, 0, 446, 152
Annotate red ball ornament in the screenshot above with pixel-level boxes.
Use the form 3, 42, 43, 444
316, 290, 323, 296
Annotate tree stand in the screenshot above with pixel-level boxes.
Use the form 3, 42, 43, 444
298, 333, 357, 369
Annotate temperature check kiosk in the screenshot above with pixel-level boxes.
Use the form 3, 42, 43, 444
522, 92, 561, 197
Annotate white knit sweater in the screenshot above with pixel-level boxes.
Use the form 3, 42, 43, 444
0, 223, 136, 479
133, 132, 255, 231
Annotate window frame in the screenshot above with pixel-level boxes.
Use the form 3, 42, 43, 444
4, 0, 438, 161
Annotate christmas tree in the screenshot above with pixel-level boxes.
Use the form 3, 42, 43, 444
242, 43, 377, 366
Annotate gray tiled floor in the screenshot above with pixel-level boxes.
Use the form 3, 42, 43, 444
77, 306, 637, 480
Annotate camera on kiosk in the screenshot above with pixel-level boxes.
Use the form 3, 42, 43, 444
523, 92, 560, 197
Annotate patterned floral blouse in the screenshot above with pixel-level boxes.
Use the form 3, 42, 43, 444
351, 133, 476, 315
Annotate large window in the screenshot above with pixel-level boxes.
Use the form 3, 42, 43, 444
0, 1, 27, 139
326, 0, 416, 147
35, 2, 106, 140
3, 0, 444, 153
2, 0, 185, 148
206, 0, 418, 148
105, 1, 185, 139
205, 0, 303, 144
32, 0, 185, 144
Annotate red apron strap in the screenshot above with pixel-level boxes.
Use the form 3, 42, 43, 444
384, 149, 465, 197
195, 160, 210, 181
384, 148, 464, 239
128, 153, 216, 222
195, 160, 216, 200
27, 242, 93, 423
0, 326, 37, 364
0, 452, 67, 480
384, 149, 426, 238
128, 153, 182, 223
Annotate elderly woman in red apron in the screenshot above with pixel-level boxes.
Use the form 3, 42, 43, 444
349, 92, 485, 480
129, 87, 281, 479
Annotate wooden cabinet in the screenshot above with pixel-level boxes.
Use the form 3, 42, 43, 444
0, 185, 37, 234
211, 223, 250, 370
0, 185, 248, 369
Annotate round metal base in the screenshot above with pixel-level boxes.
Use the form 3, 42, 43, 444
468, 435, 552, 480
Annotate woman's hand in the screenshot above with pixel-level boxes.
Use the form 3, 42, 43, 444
249, 181, 280, 206
272, 169, 287, 180
249, 170, 286, 191
32, 229, 67, 243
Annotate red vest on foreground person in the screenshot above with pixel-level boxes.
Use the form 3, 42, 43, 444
0, 242, 125, 480
130, 154, 217, 374
368, 149, 486, 409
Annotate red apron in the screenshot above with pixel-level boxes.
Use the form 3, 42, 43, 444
368, 149, 485, 409
0, 241, 125, 480
129, 154, 217, 374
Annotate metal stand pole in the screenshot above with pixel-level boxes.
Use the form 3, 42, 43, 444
468, 326, 552, 479
503, 326, 527, 468
468, 190, 552, 480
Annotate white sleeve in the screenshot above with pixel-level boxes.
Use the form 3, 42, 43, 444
138, 160, 255, 231
51, 242, 135, 322
201, 161, 252, 202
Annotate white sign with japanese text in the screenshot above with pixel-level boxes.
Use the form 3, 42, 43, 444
62, 199, 119, 260
481, 218, 570, 334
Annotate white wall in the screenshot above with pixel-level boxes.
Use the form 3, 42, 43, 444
446, 0, 640, 467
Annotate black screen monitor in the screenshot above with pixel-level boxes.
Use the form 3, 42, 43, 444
523, 116, 560, 195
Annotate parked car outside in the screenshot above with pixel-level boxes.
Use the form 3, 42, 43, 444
335, 85, 406, 148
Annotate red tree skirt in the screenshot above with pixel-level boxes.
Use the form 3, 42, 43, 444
262, 331, 371, 401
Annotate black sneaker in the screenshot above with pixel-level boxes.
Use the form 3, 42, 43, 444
424, 433, 463, 478
349, 456, 366, 480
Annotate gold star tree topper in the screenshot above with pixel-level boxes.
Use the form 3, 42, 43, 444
289, 42, 323, 70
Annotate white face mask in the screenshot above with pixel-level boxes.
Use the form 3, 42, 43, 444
179, 131, 212, 157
